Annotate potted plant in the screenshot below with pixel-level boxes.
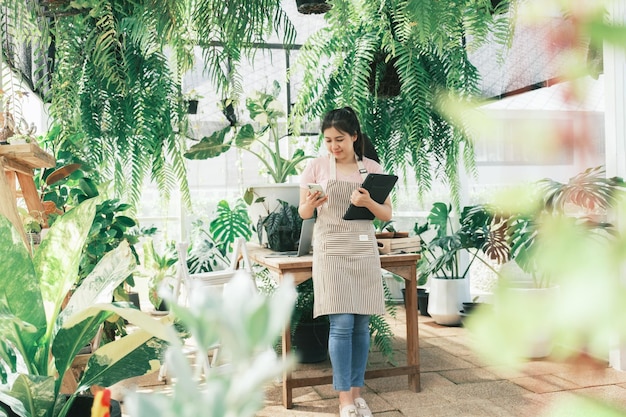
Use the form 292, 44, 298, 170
291, 0, 512, 206
291, 279, 330, 363
258, 199, 303, 252
464, 166, 626, 360
141, 239, 178, 312
183, 89, 202, 114
184, 81, 313, 225
414, 202, 508, 325
295, 0, 331, 14
0, 199, 172, 417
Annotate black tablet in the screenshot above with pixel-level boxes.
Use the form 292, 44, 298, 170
343, 173, 398, 220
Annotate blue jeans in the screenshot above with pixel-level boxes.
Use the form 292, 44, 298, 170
328, 313, 370, 391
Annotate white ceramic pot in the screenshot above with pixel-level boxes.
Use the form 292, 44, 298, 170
427, 277, 470, 326
501, 284, 560, 358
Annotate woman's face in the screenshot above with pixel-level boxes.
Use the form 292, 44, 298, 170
323, 126, 356, 162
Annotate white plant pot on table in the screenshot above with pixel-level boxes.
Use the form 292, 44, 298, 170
427, 277, 469, 326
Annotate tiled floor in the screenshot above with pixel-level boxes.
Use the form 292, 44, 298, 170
116, 306, 626, 417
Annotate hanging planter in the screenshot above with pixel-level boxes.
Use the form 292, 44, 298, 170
186, 99, 199, 114
296, 0, 331, 14
368, 55, 401, 98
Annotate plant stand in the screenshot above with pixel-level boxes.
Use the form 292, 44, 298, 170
0, 143, 56, 246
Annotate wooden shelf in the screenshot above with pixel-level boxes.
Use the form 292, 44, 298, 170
0, 143, 56, 247
0, 143, 56, 169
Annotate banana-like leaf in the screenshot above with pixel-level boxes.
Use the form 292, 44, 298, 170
77, 331, 169, 392
184, 127, 232, 159
0, 217, 44, 374
52, 311, 113, 394
62, 304, 174, 343
0, 374, 55, 417
233, 124, 256, 148
57, 241, 136, 328
33, 199, 97, 327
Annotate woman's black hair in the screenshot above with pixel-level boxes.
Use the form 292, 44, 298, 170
320, 106, 379, 162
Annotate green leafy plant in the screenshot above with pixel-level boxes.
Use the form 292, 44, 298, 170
291, 0, 512, 205
414, 202, 508, 280
185, 81, 313, 184
209, 199, 253, 254
124, 269, 297, 417
185, 219, 230, 274
468, 168, 626, 367
0, 199, 171, 417
498, 166, 626, 288
141, 239, 178, 311
2, 0, 296, 208
258, 200, 302, 252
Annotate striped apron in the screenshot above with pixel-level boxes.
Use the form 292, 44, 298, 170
312, 156, 385, 318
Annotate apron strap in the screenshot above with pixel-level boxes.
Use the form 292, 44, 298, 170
329, 155, 369, 181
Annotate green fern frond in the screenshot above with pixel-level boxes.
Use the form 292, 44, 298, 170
293, 0, 511, 206
369, 314, 396, 365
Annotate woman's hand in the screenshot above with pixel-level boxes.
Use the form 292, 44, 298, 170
350, 187, 371, 207
299, 188, 328, 219
350, 187, 393, 221
306, 190, 328, 208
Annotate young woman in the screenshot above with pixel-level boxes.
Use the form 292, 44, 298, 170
298, 107, 392, 417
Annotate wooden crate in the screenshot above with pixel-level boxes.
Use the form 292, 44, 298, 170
377, 236, 420, 254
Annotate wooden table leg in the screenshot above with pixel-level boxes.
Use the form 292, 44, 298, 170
282, 323, 294, 408
404, 268, 420, 391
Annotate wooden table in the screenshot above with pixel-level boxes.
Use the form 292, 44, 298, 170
247, 244, 421, 409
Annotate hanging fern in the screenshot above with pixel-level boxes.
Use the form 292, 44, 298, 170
3, 0, 296, 209
292, 0, 512, 207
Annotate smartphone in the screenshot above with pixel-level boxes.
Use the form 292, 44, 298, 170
307, 183, 326, 199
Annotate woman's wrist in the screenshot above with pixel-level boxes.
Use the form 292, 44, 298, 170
298, 202, 315, 219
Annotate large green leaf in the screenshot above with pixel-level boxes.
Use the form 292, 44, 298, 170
209, 200, 252, 252
33, 199, 97, 326
62, 304, 173, 344
0, 217, 45, 374
77, 332, 169, 392
184, 126, 232, 159
1, 374, 55, 417
57, 241, 136, 328
233, 124, 256, 148
52, 311, 113, 395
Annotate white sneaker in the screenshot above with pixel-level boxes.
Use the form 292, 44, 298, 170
354, 397, 373, 417
339, 404, 359, 417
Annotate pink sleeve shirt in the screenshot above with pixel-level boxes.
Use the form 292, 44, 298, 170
299, 155, 384, 191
